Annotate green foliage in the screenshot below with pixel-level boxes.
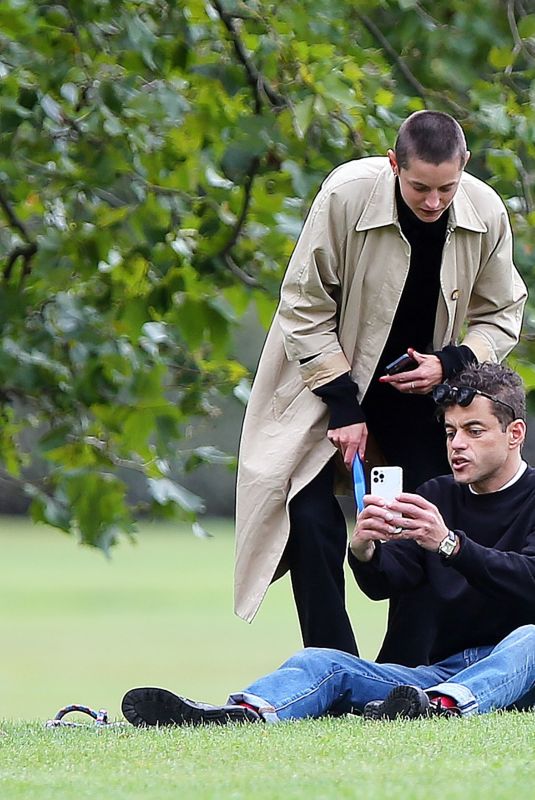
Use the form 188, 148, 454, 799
0, 1, 533, 548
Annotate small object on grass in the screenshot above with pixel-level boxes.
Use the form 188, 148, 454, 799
45, 704, 126, 729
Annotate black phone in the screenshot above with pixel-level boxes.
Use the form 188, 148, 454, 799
385, 353, 418, 375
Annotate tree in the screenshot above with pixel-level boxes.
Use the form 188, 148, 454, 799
0, 0, 534, 549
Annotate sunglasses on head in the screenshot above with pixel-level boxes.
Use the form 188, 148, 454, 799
432, 383, 517, 420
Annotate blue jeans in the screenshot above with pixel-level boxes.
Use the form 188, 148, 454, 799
229, 625, 535, 722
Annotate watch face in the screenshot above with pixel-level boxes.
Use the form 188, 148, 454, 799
439, 533, 456, 557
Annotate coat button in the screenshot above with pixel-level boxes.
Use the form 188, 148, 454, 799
451, 289, 460, 300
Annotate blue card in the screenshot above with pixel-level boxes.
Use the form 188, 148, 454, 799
352, 456, 366, 514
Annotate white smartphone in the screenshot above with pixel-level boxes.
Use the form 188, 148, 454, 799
370, 466, 403, 502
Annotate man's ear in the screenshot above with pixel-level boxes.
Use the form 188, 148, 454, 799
463, 151, 471, 169
387, 149, 398, 175
508, 418, 526, 449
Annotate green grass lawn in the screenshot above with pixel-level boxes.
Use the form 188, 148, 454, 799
2, 714, 534, 800
1, 517, 534, 800
0, 516, 387, 721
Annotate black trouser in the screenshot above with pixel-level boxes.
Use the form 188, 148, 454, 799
286, 459, 359, 655
362, 392, 451, 492
370, 405, 451, 665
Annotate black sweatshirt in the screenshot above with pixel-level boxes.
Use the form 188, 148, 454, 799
348, 468, 535, 664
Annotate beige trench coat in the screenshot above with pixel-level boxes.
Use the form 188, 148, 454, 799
235, 157, 527, 623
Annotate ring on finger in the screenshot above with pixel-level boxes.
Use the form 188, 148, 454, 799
410, 381, 415, 391
393, 525, 404, 534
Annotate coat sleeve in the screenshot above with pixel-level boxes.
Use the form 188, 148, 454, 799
461, 202, 527, 363
446, 529, 535, 614
277, 185, 353, 391
347, 539, 426, 600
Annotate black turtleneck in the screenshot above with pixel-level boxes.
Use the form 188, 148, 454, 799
376, 180, 447, 369
312, 181, 475, 432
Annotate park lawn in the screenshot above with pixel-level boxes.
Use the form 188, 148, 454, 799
1, 517, 534, 799
1, 712, 534, 800
0, 516, 387, 721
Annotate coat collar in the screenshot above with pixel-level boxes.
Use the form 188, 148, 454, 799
355, 163, 488, 234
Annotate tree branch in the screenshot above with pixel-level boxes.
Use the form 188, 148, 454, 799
0, 185, 31, 240
210, 0, 287, 111
0, 185, 38, 282
330, 112, 364, 155
507, 0, 535, 64
223, 253, 259, 287
3, 242, 38, 283
354, 11, 469, 118
219, 157, 259, 259
82, 436, 159, 473
355, 11, 469, 117
517, 159, 533, 213
355, 11, 429, 100
413, 4, 442, 30
0, 469, 46, 498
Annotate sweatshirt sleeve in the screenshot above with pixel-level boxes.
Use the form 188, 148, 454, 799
445, 529, 535, 614
434, 344, 476, 379
312, 372, 366, 428
347, 538, 426, 600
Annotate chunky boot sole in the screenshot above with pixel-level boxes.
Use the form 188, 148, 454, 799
364, 685, 430, 720
362, 699, 384, 720
121, 687, 260, 727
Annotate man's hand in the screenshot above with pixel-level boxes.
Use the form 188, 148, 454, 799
350, 492, 455, 561
387, 492, 450, 552
350, 494, 405, 561
379, 348, 443, 395
327, 422, 368, 468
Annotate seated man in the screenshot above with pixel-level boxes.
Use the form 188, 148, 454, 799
122, 363, 535, 725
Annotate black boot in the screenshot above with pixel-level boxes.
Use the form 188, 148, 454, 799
363, 685, 460, 720
122, 687, 261, 727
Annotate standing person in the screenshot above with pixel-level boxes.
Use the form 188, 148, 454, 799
122, 363, 535, 726
235, 111, 527, 660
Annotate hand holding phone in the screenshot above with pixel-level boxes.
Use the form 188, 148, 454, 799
385, 353, 418, 375
371, 466, 403, 501
371, 466, 404, 532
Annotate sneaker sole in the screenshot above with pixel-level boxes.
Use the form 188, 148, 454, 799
121, 687, 258, 727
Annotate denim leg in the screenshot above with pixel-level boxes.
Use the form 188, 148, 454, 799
428, 625, 535, 715
228, 647, 461, 722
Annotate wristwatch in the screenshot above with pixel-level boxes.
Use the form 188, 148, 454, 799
438, 530, 457, 558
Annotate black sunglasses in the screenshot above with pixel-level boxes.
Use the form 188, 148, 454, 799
432, 384, 517, 420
